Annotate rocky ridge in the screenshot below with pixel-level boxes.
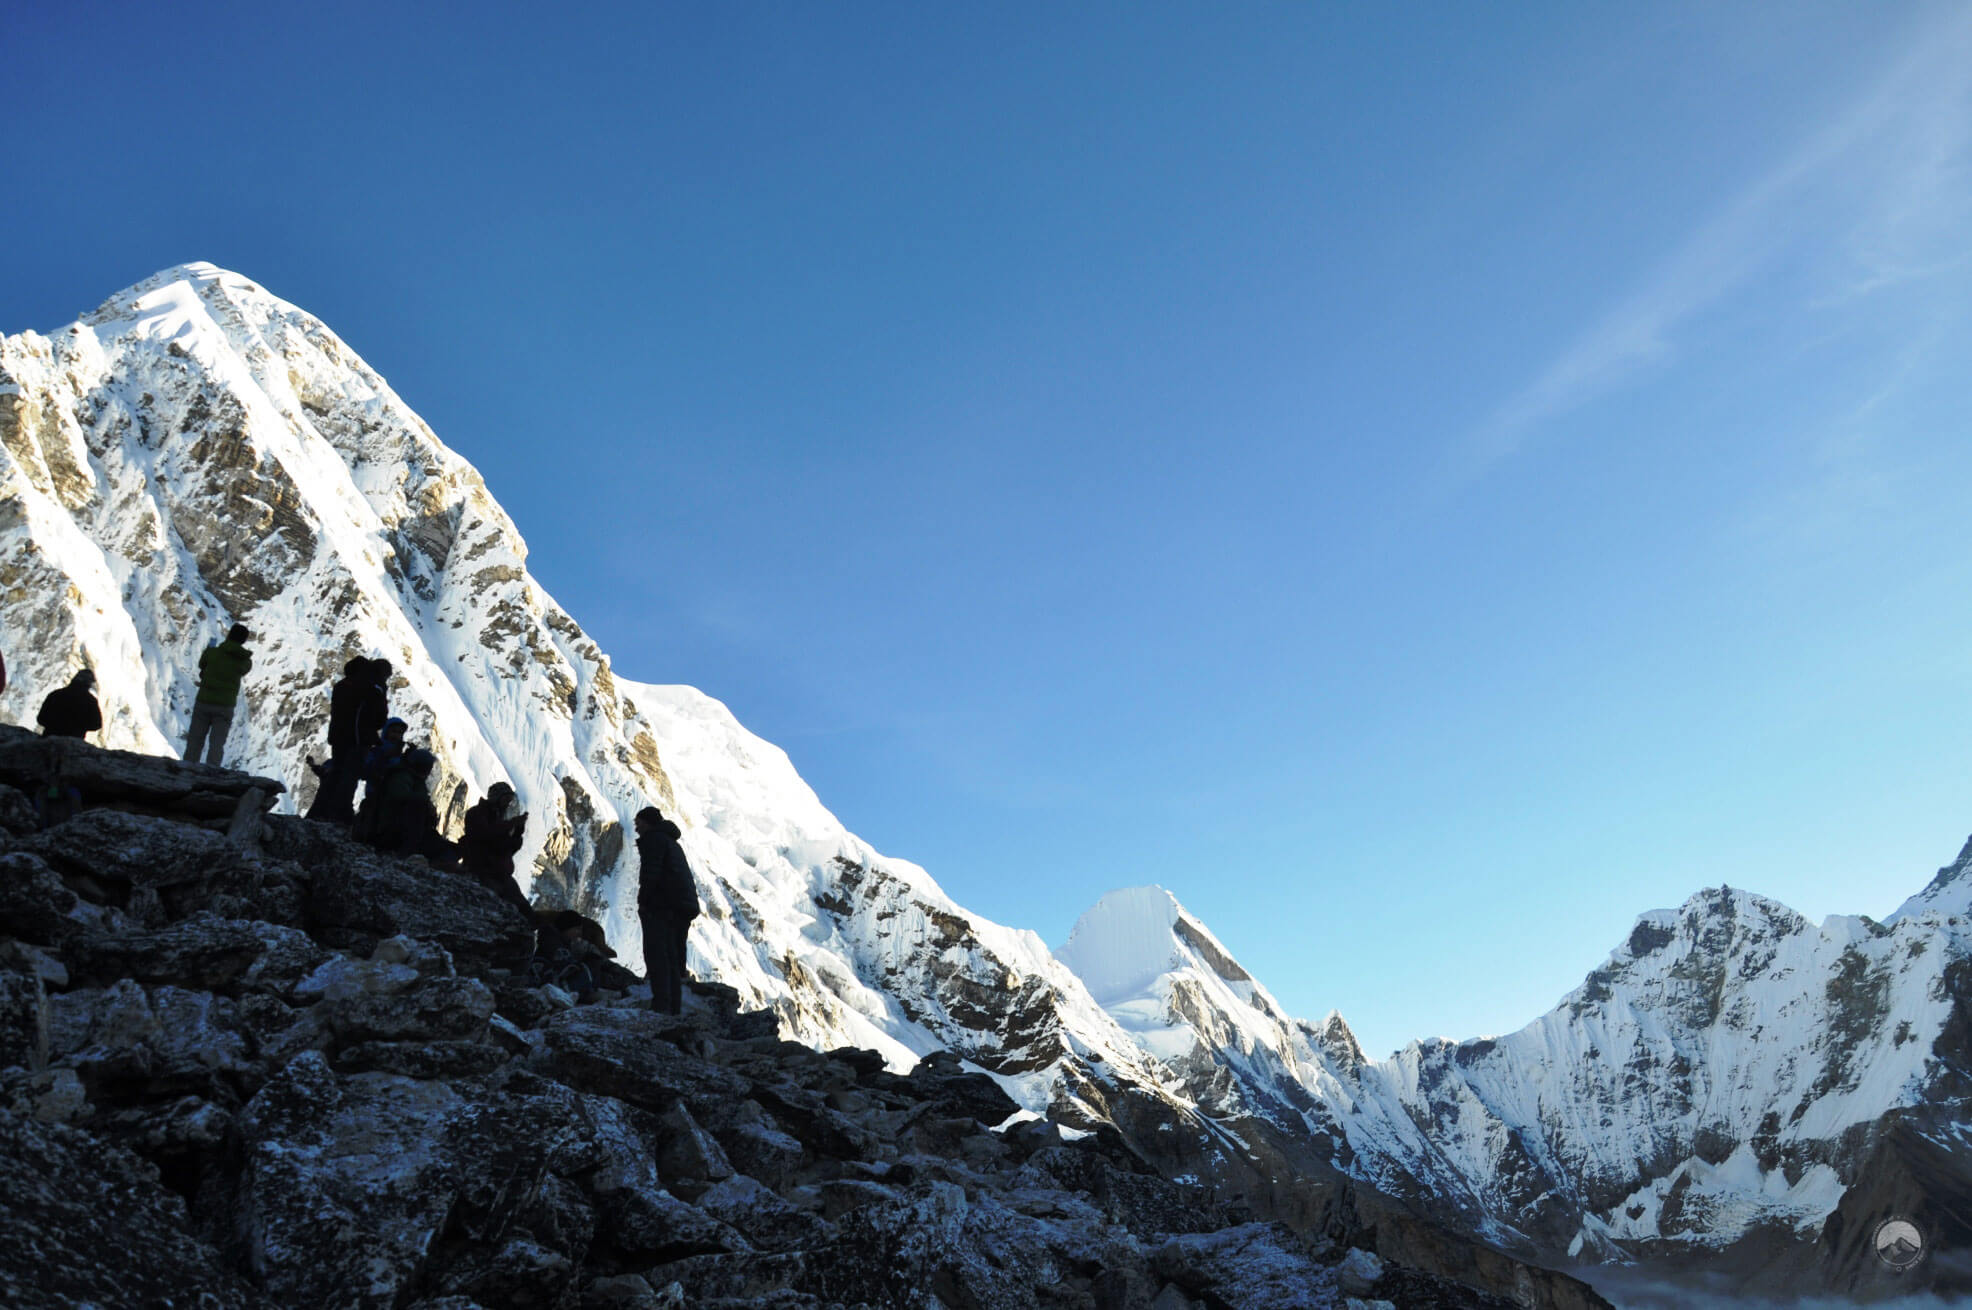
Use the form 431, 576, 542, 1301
0, 734, 1603, 1310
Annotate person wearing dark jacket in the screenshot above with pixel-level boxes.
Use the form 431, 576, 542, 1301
635, 806, 699, 1015
460, 782, 530, 916
365, 748, 457, 867
348, 718, 411, 841
306, 656, 390, 821
183, 624, 252, 766
38, 669, 102, 740
362, 717, 409, 787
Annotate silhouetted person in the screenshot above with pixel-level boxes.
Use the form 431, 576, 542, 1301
460, 782, 530, 916
183, 623, 252, 766
361, 717, 408, 792
350, 718, 411, 841
38, 669, 101, 740
366, 748, 457, 867
306, 656, 390, 821
636, 806, 699, 1015
531, 910, 611, 1000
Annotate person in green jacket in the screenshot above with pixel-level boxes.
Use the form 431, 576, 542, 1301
184, 623, 253, 766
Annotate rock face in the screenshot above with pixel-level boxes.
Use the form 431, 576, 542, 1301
1055, 879, 1972, 1300
0, 752, 1582, 1309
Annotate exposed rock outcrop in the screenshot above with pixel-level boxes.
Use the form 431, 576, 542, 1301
0, 743, 1597, 1309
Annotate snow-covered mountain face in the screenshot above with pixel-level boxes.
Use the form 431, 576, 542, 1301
0, 264, 1186, 1122
1057, 870, 1972, 1280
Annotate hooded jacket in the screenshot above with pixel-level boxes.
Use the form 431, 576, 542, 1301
636, 820, 700, 921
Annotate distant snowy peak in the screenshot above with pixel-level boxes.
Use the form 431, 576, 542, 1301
1888, 832, 1972, 925
1058, 885, 1268, 998
1056, 885, 1356, 1124
1055, 886, 1185, 1005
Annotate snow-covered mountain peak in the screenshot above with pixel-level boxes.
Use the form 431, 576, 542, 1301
1887, 832, 1972, 925
1055, 885, 1185, 1005
1055, 885, 1357, 1137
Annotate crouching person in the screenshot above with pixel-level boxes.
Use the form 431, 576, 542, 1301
367, 748, 458, 869
635, 807, 699, 1016
460, 782, 531, 917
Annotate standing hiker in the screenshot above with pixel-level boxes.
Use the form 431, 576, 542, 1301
37, 669, 102, 741
184, 624, 252, 766
306, 656, 389, 822
460, 782, 531, 917
635, 807, 700, 1016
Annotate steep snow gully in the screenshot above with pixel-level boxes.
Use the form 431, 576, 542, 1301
3, 265, 1967, 1301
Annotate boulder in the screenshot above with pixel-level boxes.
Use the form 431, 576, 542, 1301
20, 809, 256, 921
714, 1104, 808, 1192
273, 817, 530, 965
291, 953, 419, 1003
0, 1106, 261, 1308
1151, 1223, 1337, 1310
47, 980, 251, 1099
655, 1100, 735, 1193
334, 1039, 509, 1079
65, 911, 275, 988
693, 1173, 835, 1252
532, 1007, 748, 1119
0, 725, 283, 818
1336, 1245, 1385, 1297
0, 972, 47, 1073
0, 782, 37, 837
236, 1052, 464, 1309
321, 975, 496, 1046
0, 850, 80, 945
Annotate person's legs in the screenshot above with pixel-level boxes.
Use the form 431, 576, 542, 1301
312, 753, 358, 821
666, 919, 691, 1014
645, 912, 683, 1014
183, 705, 212, 762
202, 706, 234, 766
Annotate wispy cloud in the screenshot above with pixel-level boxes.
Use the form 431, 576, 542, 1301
1459, 7, 1972, 477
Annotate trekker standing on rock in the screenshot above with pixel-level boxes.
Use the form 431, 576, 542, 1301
306, 656, 389, 822
635, 806, 699, 1016
460, 782, 531, 917
37, 669, 102, 740
183, 624, 252, 766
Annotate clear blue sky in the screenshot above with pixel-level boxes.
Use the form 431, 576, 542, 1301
8, 2, 1972, 1057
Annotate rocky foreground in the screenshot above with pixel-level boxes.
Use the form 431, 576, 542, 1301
0, 729, 1608, 1310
